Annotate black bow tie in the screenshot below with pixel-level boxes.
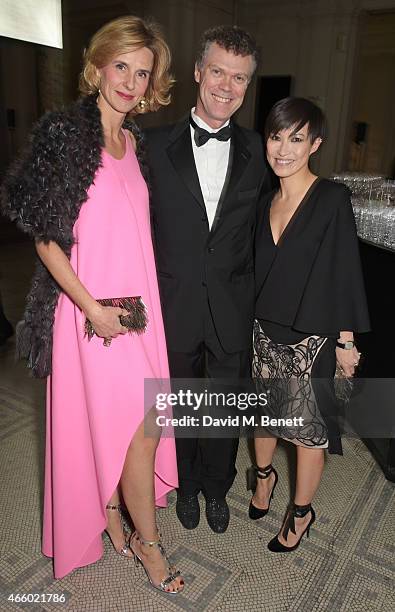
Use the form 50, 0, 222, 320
189, 116, 231, 147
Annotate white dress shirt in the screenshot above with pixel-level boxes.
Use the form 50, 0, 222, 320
190, 108, 231, 229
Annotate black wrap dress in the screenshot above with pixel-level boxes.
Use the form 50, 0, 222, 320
253, 178, 370, 454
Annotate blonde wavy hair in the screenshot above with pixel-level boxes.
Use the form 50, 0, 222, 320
79, 15, 174, 114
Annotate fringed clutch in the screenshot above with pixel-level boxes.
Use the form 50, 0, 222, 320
84, 296, 148, 341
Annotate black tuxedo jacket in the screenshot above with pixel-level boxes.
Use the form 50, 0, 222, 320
145, 117, 269, 354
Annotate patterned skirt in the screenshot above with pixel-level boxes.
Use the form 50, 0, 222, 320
252, 320, 339, 450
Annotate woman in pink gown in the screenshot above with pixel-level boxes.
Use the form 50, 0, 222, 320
3, 16, 183, 593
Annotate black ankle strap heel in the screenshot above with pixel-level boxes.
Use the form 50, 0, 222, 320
247, 463, 276, 490
268, 502, 316, 553
247, 464, 278, 520
283, 503, 313, 539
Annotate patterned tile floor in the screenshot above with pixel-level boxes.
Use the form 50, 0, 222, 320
0, 242, 394, 611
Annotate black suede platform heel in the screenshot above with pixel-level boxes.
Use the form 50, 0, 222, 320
267, 503, 315, 553
247, 464, 278, 520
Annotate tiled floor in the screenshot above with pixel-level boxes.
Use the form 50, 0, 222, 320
0, 240, 394, 611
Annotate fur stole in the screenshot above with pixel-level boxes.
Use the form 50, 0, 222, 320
1, 94, 149, 377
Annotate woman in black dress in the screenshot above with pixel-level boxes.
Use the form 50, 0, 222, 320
249, 98, 370, 552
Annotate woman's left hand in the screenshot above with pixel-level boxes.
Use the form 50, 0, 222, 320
335, 346, 360, 377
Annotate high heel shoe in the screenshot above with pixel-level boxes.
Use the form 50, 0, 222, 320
267, 503, 315, 553
105, 504, 132, 558
130, 531, 184, 594
247, 464, 278, 520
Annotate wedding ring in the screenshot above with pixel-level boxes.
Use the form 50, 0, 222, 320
103, 337, 112, 347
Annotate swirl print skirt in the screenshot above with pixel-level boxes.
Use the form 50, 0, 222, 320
252, 320, 340, 450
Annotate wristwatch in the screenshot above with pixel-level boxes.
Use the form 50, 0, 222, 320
336, 340, 355, 350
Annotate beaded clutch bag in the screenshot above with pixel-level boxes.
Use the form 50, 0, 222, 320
84, 296, 148, 340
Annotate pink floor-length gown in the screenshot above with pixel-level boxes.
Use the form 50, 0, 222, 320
42, 132, 178, 579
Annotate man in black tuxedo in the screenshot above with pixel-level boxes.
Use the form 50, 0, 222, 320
146, 25, 269, 533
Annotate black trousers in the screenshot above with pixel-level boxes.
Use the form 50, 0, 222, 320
167, 300, 251, 499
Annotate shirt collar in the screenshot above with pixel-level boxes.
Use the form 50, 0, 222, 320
191, 107, 230, 133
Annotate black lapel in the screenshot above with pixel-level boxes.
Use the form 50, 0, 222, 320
166, 119, 205, 212
210, 140, 234, 233
225, 124, 251, 197
210, 124, 251, 233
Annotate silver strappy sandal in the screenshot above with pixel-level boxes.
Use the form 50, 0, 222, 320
130, 531, 184, 594
105, 504, 132, 558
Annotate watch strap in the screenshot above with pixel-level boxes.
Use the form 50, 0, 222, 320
336, 340, 355, 350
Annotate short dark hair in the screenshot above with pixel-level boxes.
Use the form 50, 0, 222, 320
196, 25, 259, 74
264, 97, 326, 143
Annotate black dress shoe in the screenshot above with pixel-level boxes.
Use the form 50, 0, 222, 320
205, 497, 230, 533
176, 493, 200, 529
